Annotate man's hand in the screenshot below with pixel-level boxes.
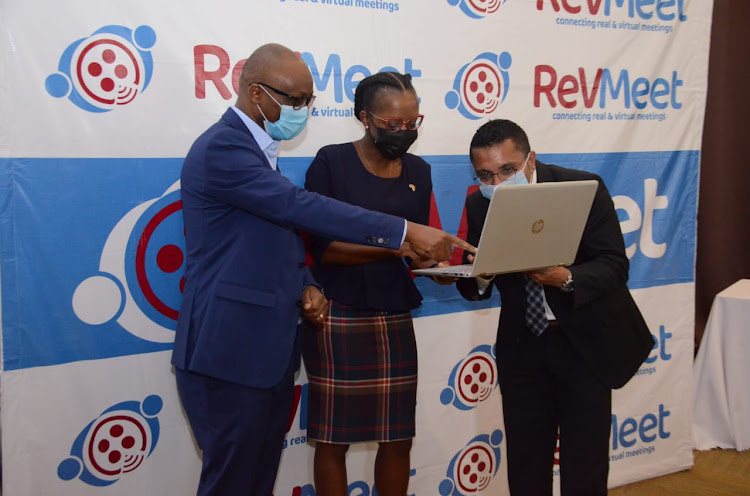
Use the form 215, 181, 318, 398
431, 260, 459, 285
404, 221, 476, 262
301, 285, 328, 329
526, 266, 571, 288
395, 241, 420, 262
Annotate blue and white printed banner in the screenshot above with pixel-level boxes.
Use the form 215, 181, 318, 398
1, 0, 711, 494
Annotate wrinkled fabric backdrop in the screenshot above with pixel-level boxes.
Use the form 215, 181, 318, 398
0, 1, 712, 494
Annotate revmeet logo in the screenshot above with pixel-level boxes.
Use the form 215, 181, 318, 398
301, 51, 421, 118
537, 0, 687, 21
614, 178, 668, 259
58, 395, 163, 487
534, 65, 683, 123
193, 46, 421, 119
445, 52, 512, 120
645, 325, 672, 364
447, 0, 507, 19
46, 25, 156, 112
636, 324, 673, 376
610, 404, 670, 462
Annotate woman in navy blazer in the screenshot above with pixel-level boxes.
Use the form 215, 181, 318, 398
302, 72, 450, 496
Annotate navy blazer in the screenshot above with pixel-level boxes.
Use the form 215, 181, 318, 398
457, 162, 654, 389
172, 109, 405, 388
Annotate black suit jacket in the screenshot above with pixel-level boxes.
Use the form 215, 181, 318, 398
457, 162, 654, 389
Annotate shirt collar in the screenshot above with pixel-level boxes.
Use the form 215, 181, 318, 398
230, 106, 280, 169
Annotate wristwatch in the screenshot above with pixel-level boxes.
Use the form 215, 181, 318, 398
560, 271, 574, 293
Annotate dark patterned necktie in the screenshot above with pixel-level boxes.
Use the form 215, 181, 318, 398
524, 276, 548, 336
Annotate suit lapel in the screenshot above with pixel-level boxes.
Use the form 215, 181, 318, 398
220, 108, 276, 171
221, 108, 252, 136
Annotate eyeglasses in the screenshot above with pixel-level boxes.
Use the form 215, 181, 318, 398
474, 153, 530, 184
475, 167, 520, 184
368, 111, 424, 133
253, 82, 316, 110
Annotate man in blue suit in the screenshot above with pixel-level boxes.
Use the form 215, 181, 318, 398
172, 43, 472, 496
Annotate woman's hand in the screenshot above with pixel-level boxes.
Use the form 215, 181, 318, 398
301, 285, 328, 330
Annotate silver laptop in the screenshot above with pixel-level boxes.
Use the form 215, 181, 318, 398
412, 180, 598, 278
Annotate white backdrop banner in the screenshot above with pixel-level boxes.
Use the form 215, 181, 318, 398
0, 0, 711, 494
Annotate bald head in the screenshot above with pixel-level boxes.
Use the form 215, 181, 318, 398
236, 43, 314, 124
240, 44, 304, 85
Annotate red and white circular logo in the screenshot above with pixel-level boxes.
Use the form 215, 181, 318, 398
82, 410, 152, 480
71, 34, 145, 109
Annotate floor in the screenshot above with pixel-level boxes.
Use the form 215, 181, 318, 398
609, 449, 750, 495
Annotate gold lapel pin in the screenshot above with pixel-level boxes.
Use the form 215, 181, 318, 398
409, 184, 416, 191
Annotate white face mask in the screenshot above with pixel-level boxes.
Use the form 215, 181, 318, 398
479, 153, 531, 200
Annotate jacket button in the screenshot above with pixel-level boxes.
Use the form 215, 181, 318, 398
296, 300, 302, 307
298, 263, 306, 269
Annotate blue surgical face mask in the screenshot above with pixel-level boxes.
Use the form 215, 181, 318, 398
257, 86, 309, 141
479, 153, 530, 200
479, 183, 497, 200
500, 167, 530, 186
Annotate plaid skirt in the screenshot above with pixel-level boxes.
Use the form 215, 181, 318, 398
301, 300, 418, 444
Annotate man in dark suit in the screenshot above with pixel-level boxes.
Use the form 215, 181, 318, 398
172, 43, 472, 496
456, 119, 654, 496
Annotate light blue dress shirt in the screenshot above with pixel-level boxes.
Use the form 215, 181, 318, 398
231, 106, 280, 170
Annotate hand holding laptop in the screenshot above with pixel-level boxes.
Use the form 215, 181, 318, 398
412, 259, 459, 285
525, 266, 571, 289
412, 181, 598, 278
464, 253, 570, 285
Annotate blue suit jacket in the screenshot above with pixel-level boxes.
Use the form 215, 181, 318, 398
172, 109, 405, 388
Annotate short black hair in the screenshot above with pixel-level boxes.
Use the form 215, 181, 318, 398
469, 119, 531, 159
354, 72, 415, 122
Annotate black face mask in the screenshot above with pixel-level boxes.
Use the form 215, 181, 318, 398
373, 127, 419, 160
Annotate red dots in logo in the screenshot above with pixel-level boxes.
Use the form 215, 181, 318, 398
122, 436, 136, 449
88, 63, 102, 77
156, 244, 184, 274
115, 64, 128, 79
102, 49, 116, 64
